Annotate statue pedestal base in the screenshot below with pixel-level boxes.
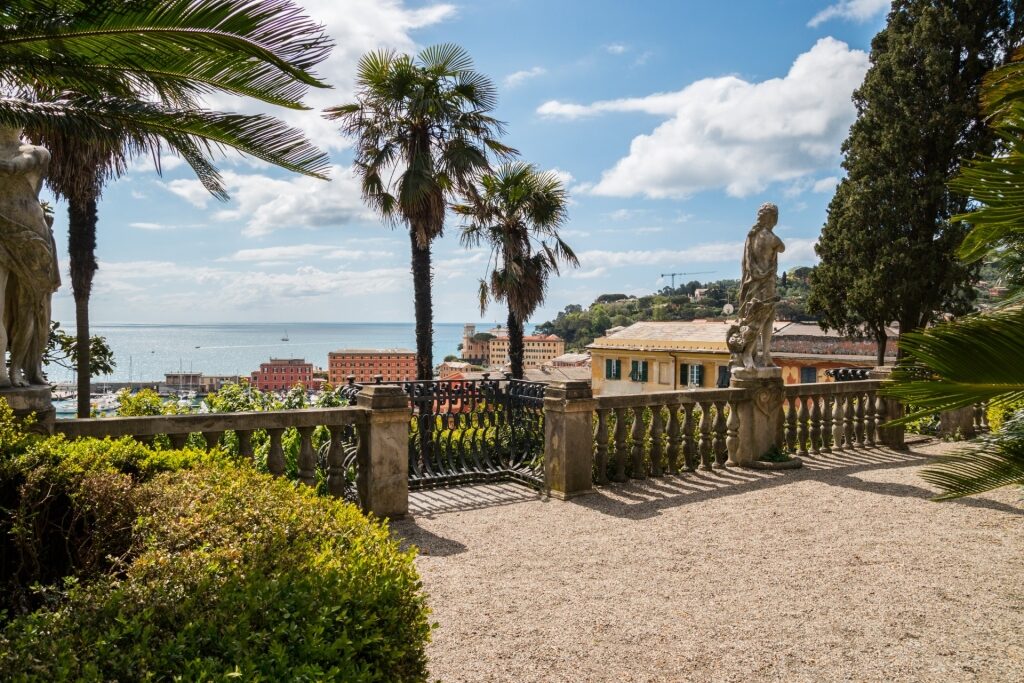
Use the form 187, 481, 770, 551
0, 385, 54, 434
727, 372, 797, 469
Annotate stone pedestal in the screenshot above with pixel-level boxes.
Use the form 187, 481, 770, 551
939, 406, 977, 439
543, 380, 596, 500
0, 385, 54, 434
727, 369, 794, 468
868, 366, 906, 449
356, 384, 411, 519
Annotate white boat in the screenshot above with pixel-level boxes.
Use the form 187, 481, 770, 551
281, 329, 289, 342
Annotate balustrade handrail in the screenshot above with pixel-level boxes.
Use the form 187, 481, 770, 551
782, 379, 883, 398
595, 386, 746, 410
54, 406, 367, 439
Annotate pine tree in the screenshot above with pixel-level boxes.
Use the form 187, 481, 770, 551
809, 0, 1020, 364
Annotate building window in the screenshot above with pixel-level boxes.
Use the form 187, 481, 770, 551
800, 367, 817, 384
717, 365, 730, 388
630, 360, 649, 383
684, 363, 704, 387
604, 358, 621, 379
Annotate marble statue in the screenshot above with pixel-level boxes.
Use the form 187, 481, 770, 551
728, 202, 785, 377
0, 126, 59, 387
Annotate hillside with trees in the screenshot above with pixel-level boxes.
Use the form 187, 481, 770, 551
537, 268, 816, 350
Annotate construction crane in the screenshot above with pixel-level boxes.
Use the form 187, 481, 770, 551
659, 271, 714, 289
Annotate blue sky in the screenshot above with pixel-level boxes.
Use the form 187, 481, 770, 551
47, 0, 891, 326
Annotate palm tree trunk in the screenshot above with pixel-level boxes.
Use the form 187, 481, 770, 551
507, 309, 525, 380
68, 195, 98, 418
410, 229, 433, 380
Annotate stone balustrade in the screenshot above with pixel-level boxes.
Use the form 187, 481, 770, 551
51, 384, 411, 519
781, 379, 888, 456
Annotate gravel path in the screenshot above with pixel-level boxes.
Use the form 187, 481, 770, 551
392, 440, 1023, 682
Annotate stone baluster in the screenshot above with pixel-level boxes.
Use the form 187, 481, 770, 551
713, 401, 728, 467
613, 407, 628, 482
973, 403, 986, 433
630, 407, 647, 479
297, 426, 316, 486
725, 401, 740, 466
855, 393, 866, 448
267, 427, 286, 476
169, 432, 188, 450
785, 396, 797, 454
649, 406, 664, 476
810, 396, 822, 455
594, 408, 611, 485
796, 398, 809, 457
326, 425, 347, 497
682, 404, 697, 471
202, 431, 223, 451
666, 405, 682, 475
698, 403, 713, 471
237, 429, 254, 460
832, 396, 845, 453
980, 404, 990, 432
844, 395, 855, 450
821, 396, 834, 453
865, 391, 877, 447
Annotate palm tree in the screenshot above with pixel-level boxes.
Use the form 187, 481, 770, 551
454, 162, 577, 379
0, 0, 332, 416
884, 47, 1024, 499
326, 44, 514, 380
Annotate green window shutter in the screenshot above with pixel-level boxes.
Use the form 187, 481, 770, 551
614, 360, 621, 379
641, 361, 649, 382
605, 358, 613, 379
680, 363, 689, 385
695, 364, 705, 387
630, 360, 639, 381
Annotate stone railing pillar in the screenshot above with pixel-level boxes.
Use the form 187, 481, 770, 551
868, 366, 906, 450
356, 384, 412, 519
543, 380, 596, 499
728, 371, 790, 468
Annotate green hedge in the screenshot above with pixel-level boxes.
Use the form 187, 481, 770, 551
0, 401, 431, 681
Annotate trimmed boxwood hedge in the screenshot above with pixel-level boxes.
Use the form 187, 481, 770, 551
0, 401, 431, 681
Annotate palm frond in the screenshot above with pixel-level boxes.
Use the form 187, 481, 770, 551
882, 307, 1024, 423
920, 416, 1024, 500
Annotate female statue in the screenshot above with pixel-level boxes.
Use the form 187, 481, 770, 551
728, 202, 785, 374
0, 126, 59, 387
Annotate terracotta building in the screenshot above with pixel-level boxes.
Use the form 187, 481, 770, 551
328, 349, 417, 385
460, 324, 565, 369
250, 358, 314, 392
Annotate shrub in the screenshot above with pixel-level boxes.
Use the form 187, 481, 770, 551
1, 467, 430, 681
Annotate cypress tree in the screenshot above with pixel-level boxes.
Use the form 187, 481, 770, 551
809, 0, 1020, 364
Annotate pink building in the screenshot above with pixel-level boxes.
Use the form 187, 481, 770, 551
250, 358, 314, 392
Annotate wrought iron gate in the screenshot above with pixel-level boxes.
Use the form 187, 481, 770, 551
404, 378, 546, 490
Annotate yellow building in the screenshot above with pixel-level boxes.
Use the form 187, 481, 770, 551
588, 321, 733, 396
461, 324, 565, 369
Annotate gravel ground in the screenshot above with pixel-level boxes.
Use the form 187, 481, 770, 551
392, 440, 1023, 683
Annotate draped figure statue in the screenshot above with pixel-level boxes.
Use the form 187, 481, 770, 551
0, 126, 59, 387
727, 202, 785, 376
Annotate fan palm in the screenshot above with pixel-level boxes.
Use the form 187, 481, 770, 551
884, 47, 1024, 499
0, 0, 332, 416
326, 44, 514, 380
454, 162, 577, 379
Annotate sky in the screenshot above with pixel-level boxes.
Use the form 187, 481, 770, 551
46, 0, 893, 326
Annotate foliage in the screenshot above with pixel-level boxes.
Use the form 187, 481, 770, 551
759, 444, 792, 463
0, 406, 431, 680
42, 322, 115, 379
455, 161, 577, 378
536, 273, 817, 350
328, 44, 513, 380
885, 37, 1024, 500
809, 0, 1018, 362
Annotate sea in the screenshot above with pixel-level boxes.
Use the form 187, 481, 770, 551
46, 322, 498, 385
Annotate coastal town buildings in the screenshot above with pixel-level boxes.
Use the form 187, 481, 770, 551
163, 373, 241, 394
250, 358, 314, 392
460, 324, 565, 369
328, 349, 416, 385
587, 320, 894, 396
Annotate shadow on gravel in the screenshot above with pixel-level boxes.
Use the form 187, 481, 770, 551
572, 445, 1024, 520
391, 519, 469, 557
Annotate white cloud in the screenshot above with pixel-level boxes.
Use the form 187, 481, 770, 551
808, 0, 890, 27
578, 238, 819, 270
220, 244, 393, 264
129, 222, 168, 231
504, 66, 546, 88
605, 43, 628, 55
161, 165, 371, 236
813, 176, 840, 193
538, 38, 868, 199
